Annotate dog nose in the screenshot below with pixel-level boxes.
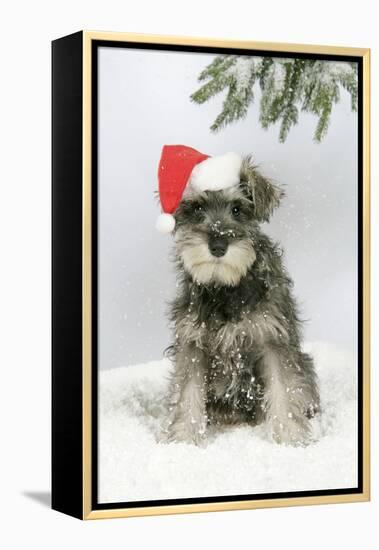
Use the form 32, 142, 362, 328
209, 237, 228, 257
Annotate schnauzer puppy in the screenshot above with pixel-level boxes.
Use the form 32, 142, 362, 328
160, 151, 320, 447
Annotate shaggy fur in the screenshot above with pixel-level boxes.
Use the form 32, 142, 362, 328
162, 156, 320, 447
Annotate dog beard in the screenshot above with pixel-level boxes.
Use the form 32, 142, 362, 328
176, 231, 256, 287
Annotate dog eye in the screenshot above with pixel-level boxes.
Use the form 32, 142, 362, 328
232, 205, 241, 217
193, 203, 204, 214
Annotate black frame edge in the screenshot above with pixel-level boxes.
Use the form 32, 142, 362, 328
52, 30, 84, 520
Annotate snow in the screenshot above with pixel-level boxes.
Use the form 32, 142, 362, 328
226, 57, 356, 92
99, 341, 357, 503
230, 57, 257, 91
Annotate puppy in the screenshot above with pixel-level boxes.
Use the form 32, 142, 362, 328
156, 146, 320, 447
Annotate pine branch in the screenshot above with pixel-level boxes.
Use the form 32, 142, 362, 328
190, 56, 358, 142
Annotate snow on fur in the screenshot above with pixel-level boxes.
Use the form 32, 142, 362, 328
99, 342, 357, 503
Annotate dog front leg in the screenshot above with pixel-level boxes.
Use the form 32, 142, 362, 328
260, 347, 315, 446
165, 344, 207, 446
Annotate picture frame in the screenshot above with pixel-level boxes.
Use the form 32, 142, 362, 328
52, 30, 370, 520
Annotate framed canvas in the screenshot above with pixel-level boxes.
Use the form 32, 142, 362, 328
52, 31, 370, 520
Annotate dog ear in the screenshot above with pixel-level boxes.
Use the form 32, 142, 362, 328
239, 156, 284, 222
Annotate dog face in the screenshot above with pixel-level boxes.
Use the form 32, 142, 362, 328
174, 157, 283, 287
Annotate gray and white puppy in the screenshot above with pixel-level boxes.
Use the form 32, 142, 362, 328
163, 156, 320, 446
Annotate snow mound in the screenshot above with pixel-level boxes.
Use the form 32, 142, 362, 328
99, 342, 357, 503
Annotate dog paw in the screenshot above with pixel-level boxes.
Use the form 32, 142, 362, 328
269, 415, 311, 447
160, 420, 207, 447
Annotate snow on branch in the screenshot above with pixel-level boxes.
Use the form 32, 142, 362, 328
190, 56, 358, 143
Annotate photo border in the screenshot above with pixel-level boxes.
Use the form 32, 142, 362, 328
80, 31, 370, 520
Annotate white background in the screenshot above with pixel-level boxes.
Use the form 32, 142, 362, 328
0, 1, 377, 549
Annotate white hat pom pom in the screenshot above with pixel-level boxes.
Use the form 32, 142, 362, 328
156, 213, 176, 233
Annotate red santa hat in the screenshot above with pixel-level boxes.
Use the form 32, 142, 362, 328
156, 145, 243, 233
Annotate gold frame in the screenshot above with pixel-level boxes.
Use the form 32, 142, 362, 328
81, 31, 371, 520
